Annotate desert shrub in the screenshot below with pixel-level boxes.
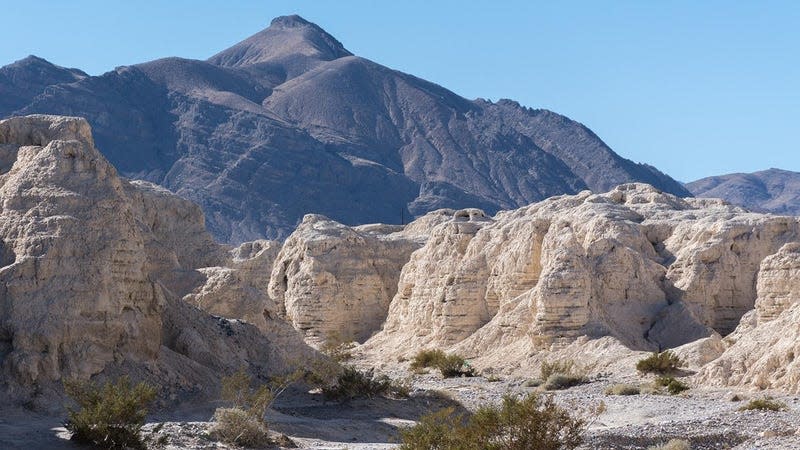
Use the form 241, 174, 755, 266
605, 383, 640, 396
636, 351, 684, 375
648, 439, 692, 450
410, 349, 475, 378
220, 369, 273, 420
538, 360, 587, 391
210, 407, 270, 448
410, 349, 447, 373
399, 393, 585, 450
543, 373, 586, 391
214, 368, 305, 447
64, 376, 157, 450
654, 376, 690, 395
540, 360, 576, 380
524, 378, 543, 388
322, 366, 409, 401
738, 397, 788, 412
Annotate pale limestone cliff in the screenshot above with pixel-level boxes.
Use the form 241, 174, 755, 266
0, 115, 162, 387
183, 240, 283, 331
754, 242, 800, 323
268, 214, 423, 346
363, 184, 800, 371
695, 243, 800, 392
0, 115, 318, 405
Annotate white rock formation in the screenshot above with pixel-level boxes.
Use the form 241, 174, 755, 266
696, 243, 800, 392
0, 115, 318, 404
268, 214, 426, 345
183, 240, 283, 331
363, 184, 800, 371
0, 115, 162, 387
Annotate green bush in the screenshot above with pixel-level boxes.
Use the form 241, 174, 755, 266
399, 393, 585, 450
409, 349, 475, 378
738, 397, 788, 412
64, 376, 156, 450
636, 351, 684, 375
210, 407, 270, 448
322, 366, 409, 401
654, 376, 689, 395
537, 360, 586, 391
605, 383, 640, 396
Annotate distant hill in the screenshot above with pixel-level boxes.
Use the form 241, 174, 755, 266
0, 15, 690, 242
687, 168, 800, 216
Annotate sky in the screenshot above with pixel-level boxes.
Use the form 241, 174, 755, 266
3, 1, 798, 182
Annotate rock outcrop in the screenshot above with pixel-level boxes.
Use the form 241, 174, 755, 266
268, 215, 424, 345
0, 115, 317, 405
696, 243, 800, 392
362, 184, 800, 371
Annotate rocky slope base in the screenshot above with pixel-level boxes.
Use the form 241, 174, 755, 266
1, 15, 688, 242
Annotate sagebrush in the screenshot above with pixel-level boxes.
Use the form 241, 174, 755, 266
410, 349, 475, 378
540, 360, 587, 391
738, 397, 788, 412
654, 376, 689, 395
210, 407, 271, 448
322, 366, 410, 401
636, 351, 684, 375
400, 393, 586, 450
64, 376, 156, 450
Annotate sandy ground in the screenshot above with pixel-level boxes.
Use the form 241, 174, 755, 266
3, 368, 800, 449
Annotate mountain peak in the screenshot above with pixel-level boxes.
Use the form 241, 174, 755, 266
207, 15, 352, 69
269, 14, 313, 28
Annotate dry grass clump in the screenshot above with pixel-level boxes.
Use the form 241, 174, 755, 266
410, 349, 475, 378
64, 376, 156, 450
210, 407, 270, 448
647, 438, 692, 450
636, 351, 684, 375
605, 383, 640, 396
211, 368, 303, 447
738, 397, 788, 412
399, 393, 585, 449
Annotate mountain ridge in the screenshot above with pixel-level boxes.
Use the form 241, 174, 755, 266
688, 168, 800, 216
1, 15, 691, 242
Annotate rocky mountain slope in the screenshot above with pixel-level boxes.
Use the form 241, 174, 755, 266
688, 168, 800, 216
0, 115, 317, 406
0, 15, 689, 242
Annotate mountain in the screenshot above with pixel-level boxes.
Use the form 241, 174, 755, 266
0, 15, 690, 243
687, 169, 800, 216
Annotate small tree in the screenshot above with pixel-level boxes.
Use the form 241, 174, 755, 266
64, 376, 156, 450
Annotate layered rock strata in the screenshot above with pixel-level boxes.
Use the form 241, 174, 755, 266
0, 115, 316, 404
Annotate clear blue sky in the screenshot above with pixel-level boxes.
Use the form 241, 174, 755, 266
3, 1, 798, 182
